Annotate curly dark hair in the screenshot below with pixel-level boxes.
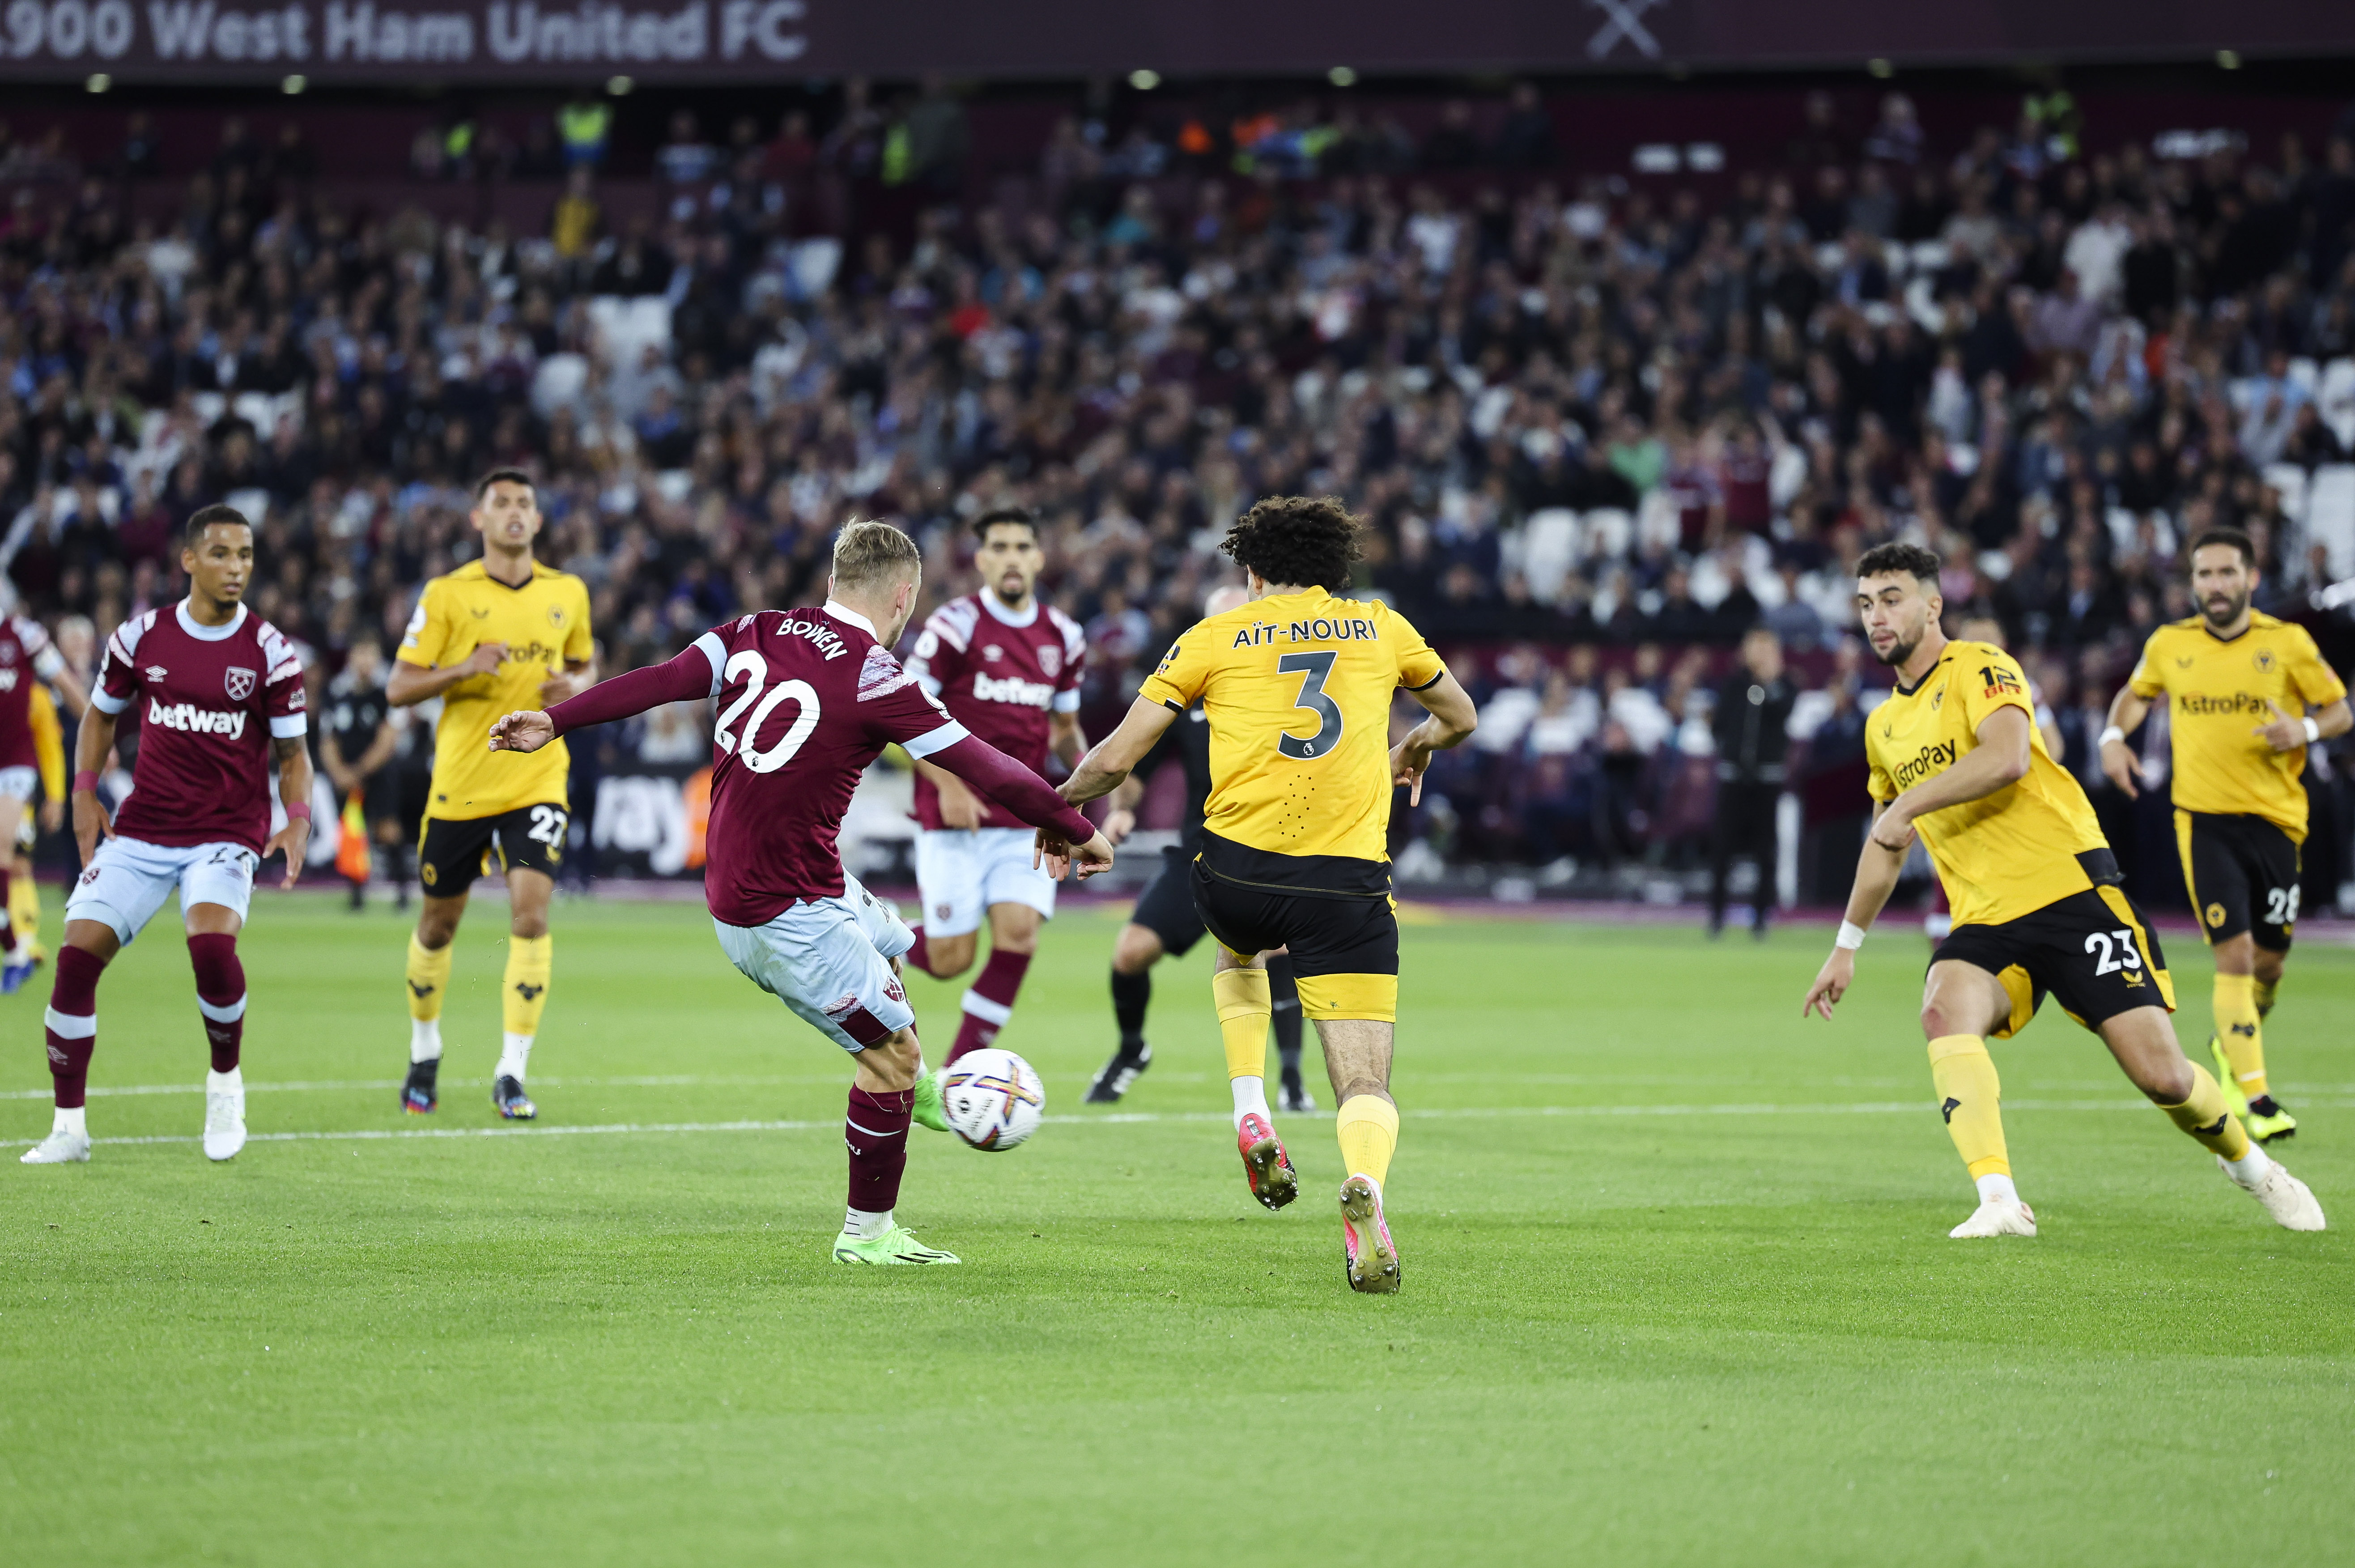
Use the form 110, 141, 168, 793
1854, 541, 1942, 588
1220, 496, 1363, 592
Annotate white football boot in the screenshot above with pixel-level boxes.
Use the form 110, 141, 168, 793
20, 1122, 91, 1164
203, 1069, 247, 1162
2222, 1155, 2325, 1232
1949, 1198, 2038, 1238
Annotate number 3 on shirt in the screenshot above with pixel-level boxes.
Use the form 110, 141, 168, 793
714, 650, 822, 774
1276, 650, 1343, 760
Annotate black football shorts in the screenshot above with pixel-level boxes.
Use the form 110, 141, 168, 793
417, 803, 569, 895
2176, 809, 2301, 953
1931, 885, 2176, 1038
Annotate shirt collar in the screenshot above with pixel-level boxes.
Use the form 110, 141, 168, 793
822, 599, 878, 637
175, 600, 248, 642
977, 590, 1039, 629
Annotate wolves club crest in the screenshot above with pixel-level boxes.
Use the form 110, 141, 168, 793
225, 666, 258, 701
1037, 644, 1063, 680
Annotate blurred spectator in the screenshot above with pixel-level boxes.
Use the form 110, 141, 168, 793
0, 81, 2346, 894
1708, 628, 1796, 935
657, 111, 721, 187
1495, 84, 1554, 169
558, 94, 612, 169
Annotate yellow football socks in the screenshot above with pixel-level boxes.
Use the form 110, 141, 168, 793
1212, 966, 1271, 1082
1335, 1095, 1399, 1187
2250, 975, 2278, 1020
405, 934, 452, 1022
2211, 973, 2268, 1101
1927, 1035, 2010, 1179
2159, 1061, 2252, 1161
11, 861, 40, 953
503, 935, 553, 1039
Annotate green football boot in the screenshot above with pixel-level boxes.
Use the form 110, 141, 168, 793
911, 1067, 950, 1133
2210, 1036, 2296, 1142
2208, 1037, 2251, 1117
2244, 1100, 2299, 1143
832, 1224, 961, 1265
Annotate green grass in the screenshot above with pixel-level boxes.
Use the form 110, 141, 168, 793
2, 892, 2350, 1567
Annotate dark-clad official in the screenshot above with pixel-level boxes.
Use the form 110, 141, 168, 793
1709, 626, 1797, 936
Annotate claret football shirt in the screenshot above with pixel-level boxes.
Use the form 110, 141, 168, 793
91, 601, 308, 854
904, 591, 1084, 830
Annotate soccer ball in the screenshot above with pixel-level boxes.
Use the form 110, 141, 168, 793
939, 1048, 1046, 1151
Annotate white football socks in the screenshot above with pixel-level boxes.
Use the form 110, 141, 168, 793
844, 1206, 893, 1239
410, 1019, 441, 1064
1975, 1172, 2020, 1206
206, 1066, 242, 1093
496, 1032, 534, 1084
1231, 1075, 1270, 1130
2223, 1146, 2275, 1188
54, 1105, 86, 1138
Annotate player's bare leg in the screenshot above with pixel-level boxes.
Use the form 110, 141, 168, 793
834, 1024, 959, 1265
22, 918, 116, 1164
909, 924, 976, 980
1213, 944, 1297, 1210
2097, 1005, 2323, 1230
1319, 1016, 1400, 1292
493, 869, 555, 1119
401, 891, 468, 1113
1088, 921, 1164, 1102
1919, 960, 2036, 1238
2209, 931, 2295, 1141
942, 901, 1039, 1068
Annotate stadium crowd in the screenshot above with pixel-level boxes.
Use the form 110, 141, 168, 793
3, 85, 2355, 894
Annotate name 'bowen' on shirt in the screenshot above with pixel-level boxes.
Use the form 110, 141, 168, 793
1229, 617, 1384, 649
775, 616, 850, 659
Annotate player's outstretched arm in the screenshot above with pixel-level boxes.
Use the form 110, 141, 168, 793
494, 644, 718, 752
1391, 669, 1479, 805
923, 730, 1113, 878
1802, 803, 1907, 1021
1059, 696, 1178, 807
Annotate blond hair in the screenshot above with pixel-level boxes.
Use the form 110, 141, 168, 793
831, 518, 922, 595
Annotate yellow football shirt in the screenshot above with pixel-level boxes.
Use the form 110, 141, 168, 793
2126, 612, 2346, 841
1138, 587, 1445, 895
398, 560, 593, 820
1866, 642, 2115, 928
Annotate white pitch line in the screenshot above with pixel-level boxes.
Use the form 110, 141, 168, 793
11, 1097, 2351, 1149
17, 1074, 2355, 1104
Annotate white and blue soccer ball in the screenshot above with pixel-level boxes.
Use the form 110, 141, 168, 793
939, 1048, 1046, 1151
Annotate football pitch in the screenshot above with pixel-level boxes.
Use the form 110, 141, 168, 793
2, 894, 2349, 1567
